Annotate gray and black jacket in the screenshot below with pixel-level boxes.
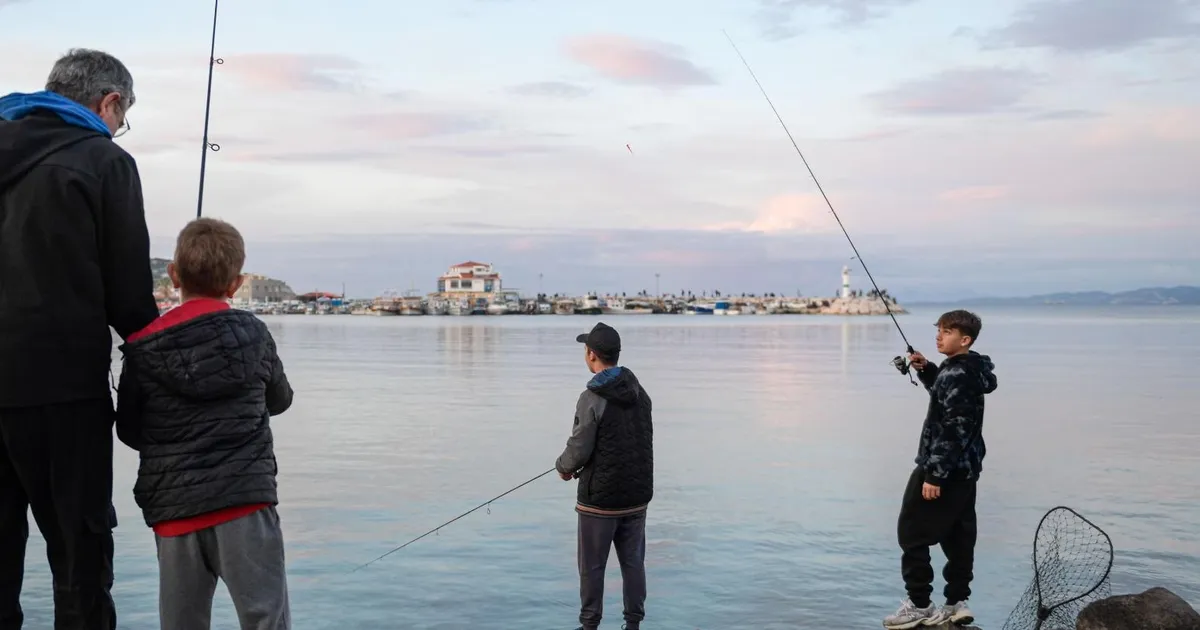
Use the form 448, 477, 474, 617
555, 366, 653, 517
913, 350, 998, 486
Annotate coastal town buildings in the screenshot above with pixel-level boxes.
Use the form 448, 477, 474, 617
436, 261, 501, 295
235, 274, 296, 303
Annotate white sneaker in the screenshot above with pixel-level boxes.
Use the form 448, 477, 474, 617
882, 599, 950, 629
943, 600, 975, 625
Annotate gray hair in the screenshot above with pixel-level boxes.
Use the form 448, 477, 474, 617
45, 48, 137, 112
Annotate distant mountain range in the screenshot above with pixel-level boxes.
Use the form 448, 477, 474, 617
939, 285, 1200, 306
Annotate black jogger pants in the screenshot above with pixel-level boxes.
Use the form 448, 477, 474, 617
897, 465, 977, 608
0, 398, 118, 630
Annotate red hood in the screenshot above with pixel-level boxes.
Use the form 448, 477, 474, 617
126, 298, 230, 343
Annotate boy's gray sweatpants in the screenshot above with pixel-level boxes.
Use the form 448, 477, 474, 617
154, 506, 290, 630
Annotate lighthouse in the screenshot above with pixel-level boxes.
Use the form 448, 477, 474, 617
841, 265, 851, 299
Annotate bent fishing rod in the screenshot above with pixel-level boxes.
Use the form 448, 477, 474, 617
196, 0, 223, 218
722, 30, 918, 385
349, 467, 557, 573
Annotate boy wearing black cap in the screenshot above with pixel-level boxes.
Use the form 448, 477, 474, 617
556, 322, 654, 630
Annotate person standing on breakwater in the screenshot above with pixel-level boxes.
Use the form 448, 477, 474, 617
116, 218, 294, 630
0, 49, 157, 629
556, 322, 654, 630
884, 310, 997, 630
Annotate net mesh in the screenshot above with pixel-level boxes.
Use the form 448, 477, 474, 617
1002, 506, 1114, 630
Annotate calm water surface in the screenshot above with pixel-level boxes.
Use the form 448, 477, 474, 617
18, 306, 1200, 628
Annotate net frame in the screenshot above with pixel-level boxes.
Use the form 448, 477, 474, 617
1002, 506, 1115, 630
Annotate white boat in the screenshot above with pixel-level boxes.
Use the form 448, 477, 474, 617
424, 297, 449, 315
577, 294, 604, 315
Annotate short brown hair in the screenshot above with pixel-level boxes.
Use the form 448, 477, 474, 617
173, 218, 245, 298
936, 309, 982, 345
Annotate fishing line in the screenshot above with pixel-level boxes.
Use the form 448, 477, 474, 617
349, 467, 557, 573
196, 0, 222, 218
722, 30, 918, 383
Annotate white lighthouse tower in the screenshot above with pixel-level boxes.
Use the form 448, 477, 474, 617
841, 265, 851, 299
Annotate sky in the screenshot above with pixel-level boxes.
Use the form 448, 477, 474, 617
1, 0, 1197, 300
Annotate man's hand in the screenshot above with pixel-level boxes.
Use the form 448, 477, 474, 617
922, 482, 941, 500
559, 471, 573, 481
909, 351, 928, 371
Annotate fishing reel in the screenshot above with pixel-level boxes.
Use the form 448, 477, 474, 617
891, 352, 919, 386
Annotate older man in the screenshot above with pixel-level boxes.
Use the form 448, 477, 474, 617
0, 48, 158, 629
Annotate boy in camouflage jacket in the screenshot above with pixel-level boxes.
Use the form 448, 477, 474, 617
884, 310, 998, 630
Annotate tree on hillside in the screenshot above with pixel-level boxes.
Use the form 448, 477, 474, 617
154, 275, 174, 300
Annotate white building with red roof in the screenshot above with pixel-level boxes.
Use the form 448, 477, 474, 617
437, 261, 502, 295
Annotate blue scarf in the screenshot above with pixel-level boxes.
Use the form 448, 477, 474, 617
0, 90, 112, 137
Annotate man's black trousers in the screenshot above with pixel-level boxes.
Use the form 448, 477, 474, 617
0, 398, 117, 630
897, 465, 977, 608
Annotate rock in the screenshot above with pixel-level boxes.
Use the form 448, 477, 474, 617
1076, 586, 1200, 630
925, 624, 982, 630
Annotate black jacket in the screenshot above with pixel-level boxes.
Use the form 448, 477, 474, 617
0, 107, 158, 407
914, 350, 998, 485
116, 306, 293, 526
555, 366, 653, 515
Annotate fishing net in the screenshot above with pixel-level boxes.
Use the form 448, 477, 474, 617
1002, 506, 1114, 630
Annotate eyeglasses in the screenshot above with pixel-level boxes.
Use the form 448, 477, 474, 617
114, 116, 131, 138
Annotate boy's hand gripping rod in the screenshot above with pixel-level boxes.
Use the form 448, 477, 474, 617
722, 30, 918, 385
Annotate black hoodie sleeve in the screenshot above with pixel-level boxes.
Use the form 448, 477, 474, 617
99, 153, 159, 340
916, 362, 939, 389
264, 334, 294, 416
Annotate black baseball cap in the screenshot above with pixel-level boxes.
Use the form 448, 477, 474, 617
576, 322, 621, 358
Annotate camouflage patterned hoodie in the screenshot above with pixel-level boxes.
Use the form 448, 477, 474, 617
913, 350, 998, 485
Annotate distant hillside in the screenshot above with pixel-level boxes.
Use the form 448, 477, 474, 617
151, 257, 170, 279
949, 286, 1200, 306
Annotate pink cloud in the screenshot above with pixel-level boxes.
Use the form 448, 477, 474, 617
221, 54, 363, 92
1078, 106, 1200, 147
868, 67, 1038, 116
937, 186, 1009, 202
506, 237, 538, 252
563, 35, 715, 87
703, 193, 832, 234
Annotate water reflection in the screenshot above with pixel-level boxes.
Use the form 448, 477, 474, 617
19, 310, 1196, 629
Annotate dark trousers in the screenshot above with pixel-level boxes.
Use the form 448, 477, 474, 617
0, 399, 118, 630
897, 466, 977, 608
577, 511, 647, 629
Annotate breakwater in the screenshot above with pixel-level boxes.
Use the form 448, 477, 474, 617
228, 293, 908, 317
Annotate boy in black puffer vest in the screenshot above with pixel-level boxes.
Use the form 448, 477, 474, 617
116, 217, 294, 630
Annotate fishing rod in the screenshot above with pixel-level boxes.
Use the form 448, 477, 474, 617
349, 467, 557, 573
196, 0, 222, 218
721, 30, 919, 385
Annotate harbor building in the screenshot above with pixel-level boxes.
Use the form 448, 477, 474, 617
235, 274, 296, 303
437, 261, 502, 295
